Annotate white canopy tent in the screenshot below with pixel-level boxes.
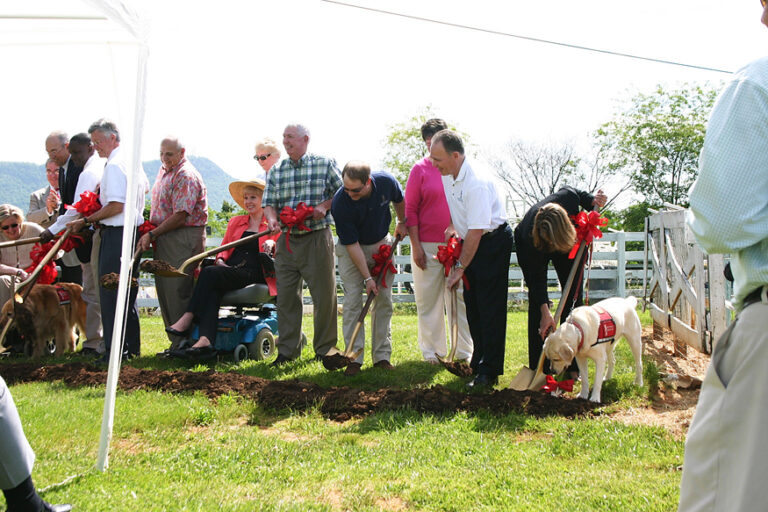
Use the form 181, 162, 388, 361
0, 0, 150, 472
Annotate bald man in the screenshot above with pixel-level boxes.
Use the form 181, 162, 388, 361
138, 137, 208, 352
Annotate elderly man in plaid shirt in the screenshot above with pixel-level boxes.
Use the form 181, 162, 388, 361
263, 124, 344, 366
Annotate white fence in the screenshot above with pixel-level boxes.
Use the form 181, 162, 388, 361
138, 232, 649, 307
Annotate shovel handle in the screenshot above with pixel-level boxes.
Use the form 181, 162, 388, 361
0, 236, 42, 250
177, 229, 271, 274
17, 228, 73, 298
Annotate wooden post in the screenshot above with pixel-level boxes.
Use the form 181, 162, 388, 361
617, 230, 626, 298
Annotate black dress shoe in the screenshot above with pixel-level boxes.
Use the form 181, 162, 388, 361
43, 502, 72, 512
165, 326, 190, 337
466, 374, 498, 391
185, 345, 217, 359
270, 354, 292, 367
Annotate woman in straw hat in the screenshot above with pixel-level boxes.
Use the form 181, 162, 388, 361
166, 179, 279, 358
0, 204, 44, 308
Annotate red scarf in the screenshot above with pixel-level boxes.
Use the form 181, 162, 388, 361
371, 244, 397, 288
279, 202, 313, 253
435, 236, 469, 289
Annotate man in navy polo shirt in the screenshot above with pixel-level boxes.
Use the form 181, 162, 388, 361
331, 161, 408, 376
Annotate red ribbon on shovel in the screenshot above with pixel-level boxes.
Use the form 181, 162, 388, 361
138, 220, 158, 249
24, 242, 58, 285
65, 190, 102, 218
568, 210, 608, 259
541, 375, 574, 393
371, 244, 397, 288
279, 202, 314, 253
435, 236, 469, 290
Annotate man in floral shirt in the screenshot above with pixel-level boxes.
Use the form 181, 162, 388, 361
138, 137, 207, 350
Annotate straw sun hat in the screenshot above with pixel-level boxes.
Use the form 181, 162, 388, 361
228, 178, 266, 210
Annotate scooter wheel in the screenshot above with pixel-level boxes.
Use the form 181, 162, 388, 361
249, 328, 275, 360
233, 344, 248, 363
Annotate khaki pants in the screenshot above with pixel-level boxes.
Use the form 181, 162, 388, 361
337, 235, 395, 365
154, 226, 205, 348
678, 287, 768, 511
411, 241, 472, 361
274, 227, 338, 359
79, 259, 103, 353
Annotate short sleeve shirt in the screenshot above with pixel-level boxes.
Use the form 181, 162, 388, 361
262, 153, 343, 233
149, 158, 208, 227
332, 172, 404, 245
442, 159, 507, 238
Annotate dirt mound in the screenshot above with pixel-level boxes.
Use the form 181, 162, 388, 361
0, 362, 599, 422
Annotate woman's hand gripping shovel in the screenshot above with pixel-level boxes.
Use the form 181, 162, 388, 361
323, 235, 402, 371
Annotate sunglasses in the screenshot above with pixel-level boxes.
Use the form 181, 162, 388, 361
253, 153, 272, 161
344, 185, 365, 194
1, 223, 19, 231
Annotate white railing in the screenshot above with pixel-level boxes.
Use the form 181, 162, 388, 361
138, 231, 648, 308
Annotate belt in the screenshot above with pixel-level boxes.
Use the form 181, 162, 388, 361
481, 222, 508, 240
744, 285, 767, 308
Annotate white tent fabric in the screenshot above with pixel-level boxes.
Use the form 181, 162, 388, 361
0, 0, 150, 473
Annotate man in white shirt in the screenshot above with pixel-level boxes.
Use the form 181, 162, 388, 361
430, 129, 514, 390
42, 134, 105, 356
677, 3, 768, 510
68, 119, 149, 363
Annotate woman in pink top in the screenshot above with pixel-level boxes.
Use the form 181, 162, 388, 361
405, 119, 472, 363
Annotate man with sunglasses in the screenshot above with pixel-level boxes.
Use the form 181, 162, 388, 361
331, 161, 407, 376
678, 2, 768, 510
263, 124, 344, 366
137, 137, 207, 352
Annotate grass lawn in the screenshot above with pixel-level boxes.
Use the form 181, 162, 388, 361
3, 308, 684, 511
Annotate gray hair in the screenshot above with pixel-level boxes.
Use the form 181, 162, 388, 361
88, 118, 121, 143
285, 123, 310, 138
254, 137, 280, 157
47, 131, 68, 145
161, 136, 185, 151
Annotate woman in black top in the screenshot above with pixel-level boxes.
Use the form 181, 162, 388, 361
514, 186, 606, 373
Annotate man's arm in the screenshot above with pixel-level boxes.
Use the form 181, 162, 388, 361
264, 206, 280, 233
345, 242, 378, 295
312, 198, 333, 220
67, 201, 124, 233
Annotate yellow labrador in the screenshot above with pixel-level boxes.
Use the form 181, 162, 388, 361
542, 296, 643, 403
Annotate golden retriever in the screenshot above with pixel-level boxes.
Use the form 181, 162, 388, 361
0, 283, 87, 359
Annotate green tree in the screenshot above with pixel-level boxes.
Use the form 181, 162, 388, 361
380, 105, 468, 188
206, 199, 239, 237
594, 83, 719, 208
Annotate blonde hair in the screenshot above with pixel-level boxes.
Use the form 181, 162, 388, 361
254, 137, 281, 158
532, 203, 575, 254
0, 204, 24, 226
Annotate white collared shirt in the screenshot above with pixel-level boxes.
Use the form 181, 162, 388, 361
100, 145, 149, 227
48, 152, 106, 234
442, 158, 507, 238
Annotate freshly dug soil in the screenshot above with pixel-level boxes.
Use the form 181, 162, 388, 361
99, 273, 138, 290
440, 360, 473, 377
0, 362, 600, 421
140, 260, 177, 274
322, 353, 353, 371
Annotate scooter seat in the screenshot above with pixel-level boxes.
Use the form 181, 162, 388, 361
220, 283, 273, 306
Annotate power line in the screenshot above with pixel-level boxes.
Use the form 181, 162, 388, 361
320, 0, 734, 75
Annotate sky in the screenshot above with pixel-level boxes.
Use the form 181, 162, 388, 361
1, 0, 766, 204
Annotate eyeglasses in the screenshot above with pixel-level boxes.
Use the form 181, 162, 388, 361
1, 223, 19, 231
344, 185, 365, 194
253, 153, 272, 161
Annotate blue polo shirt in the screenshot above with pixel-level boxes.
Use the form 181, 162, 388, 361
332, 171, 404, 245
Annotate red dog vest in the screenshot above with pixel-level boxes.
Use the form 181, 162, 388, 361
593, 306, 616, 345
55, 286, 71, 306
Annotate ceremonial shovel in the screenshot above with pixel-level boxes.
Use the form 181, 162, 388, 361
509, 241, 587, 391
142, 229, 271, 277
322, 235, 401, 371
437, 287, 473, 377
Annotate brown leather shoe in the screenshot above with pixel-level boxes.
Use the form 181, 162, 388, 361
373, 360, 394, 370
344, 362, 362, 376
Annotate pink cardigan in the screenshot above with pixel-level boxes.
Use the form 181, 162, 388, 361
404, 157, 452, 243
218, 214, 279, 296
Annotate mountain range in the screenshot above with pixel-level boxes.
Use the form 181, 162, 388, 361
0, 156, 237, 213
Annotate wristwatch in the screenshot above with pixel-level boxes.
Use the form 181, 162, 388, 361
149, 230, 157, 241
363, 276, 373, 285
454, 260, 465, 271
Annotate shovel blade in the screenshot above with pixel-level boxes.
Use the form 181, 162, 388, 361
509, 367, 548, 391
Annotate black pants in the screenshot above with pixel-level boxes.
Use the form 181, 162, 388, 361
186, 264, 264, 342
464, 224, 514, 377
56, 258, 82, 285
98, 227, 141, 357
519, 248, 586, 373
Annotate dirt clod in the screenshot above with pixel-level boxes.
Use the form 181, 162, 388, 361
140, 260, 177, 274
99, 273, 137, 290
440, 360, 473, 377
322, 353, 353, 371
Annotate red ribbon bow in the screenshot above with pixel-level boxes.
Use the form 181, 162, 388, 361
279, 202, 314, 253
59, 233, 85, 253
23, 242, 58, 285
568, 210, 608, 259
65, 190, 102, 218
541, 375, 574, 393
138, 221, 158, 248
435, 236, 469, 290
371, 244, 397, 288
